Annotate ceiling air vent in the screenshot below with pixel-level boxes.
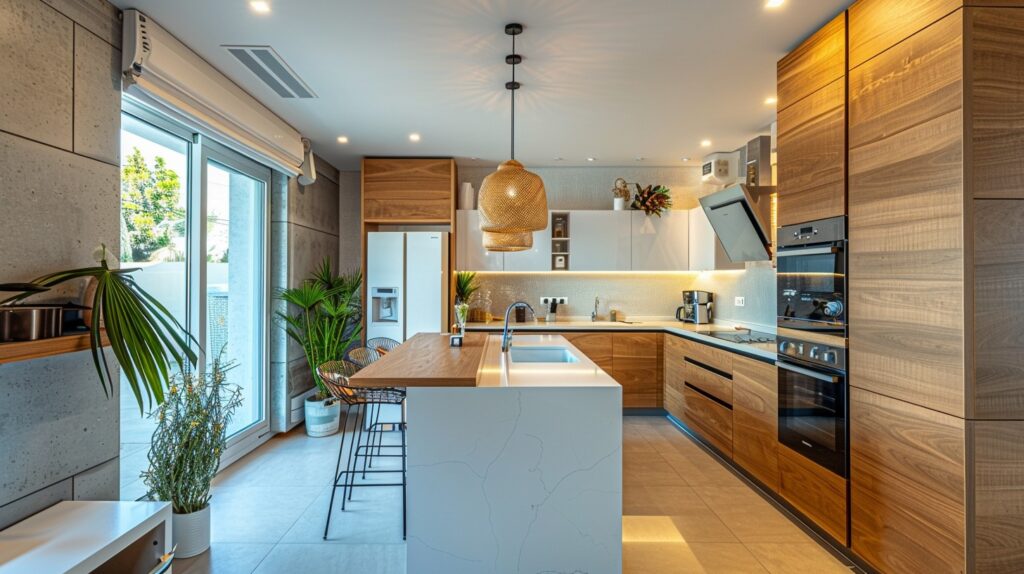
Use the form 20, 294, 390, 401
223, 45, 316, 99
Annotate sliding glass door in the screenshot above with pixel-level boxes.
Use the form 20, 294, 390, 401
119, 107, 270, 499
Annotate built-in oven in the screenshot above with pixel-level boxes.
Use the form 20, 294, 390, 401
777, 216, 846, 335
776, 334, 848, 478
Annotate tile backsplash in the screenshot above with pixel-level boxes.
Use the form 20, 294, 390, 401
471, 264, 776, 329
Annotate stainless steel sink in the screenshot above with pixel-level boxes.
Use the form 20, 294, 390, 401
508, 346, 579, 364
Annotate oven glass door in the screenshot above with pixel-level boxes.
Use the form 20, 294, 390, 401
777, 360, 847, 477
777, 245, 846, 332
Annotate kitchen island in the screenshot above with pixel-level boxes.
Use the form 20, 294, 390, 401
350, 332, 622, 574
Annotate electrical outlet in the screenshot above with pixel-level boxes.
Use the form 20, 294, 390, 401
540, 297, 568, 307
734, 296, 745, 307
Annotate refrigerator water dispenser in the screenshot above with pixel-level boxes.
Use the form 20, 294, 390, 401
371, 287, 400, 323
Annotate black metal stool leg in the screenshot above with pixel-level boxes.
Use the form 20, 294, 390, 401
323, 403, 352, 540
363, 402, 380, 478
343, 402, 366, 508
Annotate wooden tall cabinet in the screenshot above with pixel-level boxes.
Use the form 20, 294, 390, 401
842, 2, 1024, 572
776, 13, 847, 227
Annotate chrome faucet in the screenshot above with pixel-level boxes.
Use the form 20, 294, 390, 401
501, 301, 535, 352
591, 296, 600, 322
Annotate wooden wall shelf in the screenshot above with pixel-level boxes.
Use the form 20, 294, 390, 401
0, 330, 110, 365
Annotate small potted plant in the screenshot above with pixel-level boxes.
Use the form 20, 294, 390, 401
277, 258, 362, 437
454, 271, 479, 333
631, 184, 673, 216
142, 356, 242, 558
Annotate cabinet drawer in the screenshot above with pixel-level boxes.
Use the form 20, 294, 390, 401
679, 336, 734, 376
684, 359, 733, 405
683, 385, 733, 458
779, 445, 848, 545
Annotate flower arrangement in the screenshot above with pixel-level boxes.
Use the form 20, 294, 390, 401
142, 356, 242, 514
612, 178, 632, 201
631, 184, 673, 216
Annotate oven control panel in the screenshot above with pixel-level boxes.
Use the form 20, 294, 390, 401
777, 335, 846, 371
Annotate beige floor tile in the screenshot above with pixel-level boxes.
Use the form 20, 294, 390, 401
693, 487, 811, 544
624, 484, 708, 516
745, 542, 854, 573
625, 452, 688, 487
687, 542, 771, 573
659, 449, 743, 488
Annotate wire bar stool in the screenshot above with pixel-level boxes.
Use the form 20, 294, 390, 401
317, 359, 407, 540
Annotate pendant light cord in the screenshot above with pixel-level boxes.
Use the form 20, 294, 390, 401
511, 33, 516, 161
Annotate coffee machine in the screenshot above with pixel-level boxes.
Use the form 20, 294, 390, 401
676, 291, 714, 324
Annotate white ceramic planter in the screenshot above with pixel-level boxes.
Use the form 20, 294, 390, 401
613, 197, 626, 211
173, 505, 210, 558
305, 396, 341, 437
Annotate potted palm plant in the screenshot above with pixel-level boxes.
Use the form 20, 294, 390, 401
454, 271, 479, 333
142, 356, 242, 558
1, 244, 197, 411
277, 258, 362, 437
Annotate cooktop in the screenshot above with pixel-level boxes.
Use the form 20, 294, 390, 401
708, 330, 775, 345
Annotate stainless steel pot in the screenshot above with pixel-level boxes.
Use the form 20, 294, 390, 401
0, 305, 64, 342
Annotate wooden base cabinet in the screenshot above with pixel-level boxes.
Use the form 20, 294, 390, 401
850, 388, 967, 574
779, 445, 847, 545
562, 332, 661, 408
732, 356, 779, 492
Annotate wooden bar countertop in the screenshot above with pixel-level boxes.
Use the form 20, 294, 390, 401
348, 332, 489, 388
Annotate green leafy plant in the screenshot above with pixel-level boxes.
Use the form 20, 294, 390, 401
277, 258, 362, 400
2, 244, 198, 412
120, 147, 185, 263
631, 184, 673, 216
142, 356, 242, 514
454, 271, 479, 305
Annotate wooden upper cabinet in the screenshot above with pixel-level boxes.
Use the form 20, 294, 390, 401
848, 0, 962, 69
731, 356, 779, 492
362, 158, 455, 223
776, 77, 846, 227
848, 9, 963, 150
850, 388, 966, 574
777, 13, 846, 112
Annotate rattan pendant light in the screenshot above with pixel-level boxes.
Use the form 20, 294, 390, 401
482, 230, 533, 251
478, 23, 548, 252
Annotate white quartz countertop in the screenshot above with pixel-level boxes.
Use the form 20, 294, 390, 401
476, 334, 622, 388
466, 319, 777, 361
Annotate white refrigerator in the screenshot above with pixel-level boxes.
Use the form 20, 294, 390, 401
366, 231, 450, 342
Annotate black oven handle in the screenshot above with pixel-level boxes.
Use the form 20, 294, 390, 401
775, 246, 838, 258
776, 360, 841, 383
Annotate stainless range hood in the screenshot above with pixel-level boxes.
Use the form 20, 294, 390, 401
699, 183, 774, 262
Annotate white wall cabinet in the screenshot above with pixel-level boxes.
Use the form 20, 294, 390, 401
503, 220, 553, 271
630, 210, 689, 271
456, 210, 504, 271
688, 207, 743, 271
571, 211, 632, 271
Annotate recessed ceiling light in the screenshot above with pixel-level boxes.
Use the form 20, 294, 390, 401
553, 157, 564, 161
470, 156, 478, 160
764, 96, 777, 106
408, 133, 421, 142
765, 0, 785, 9
586, 157, 596, 162
700, 140, 712, 148
249, 1, 271, 14
336, 135, 349, 144
634, 156, 646, 161
681, 157, 691, 162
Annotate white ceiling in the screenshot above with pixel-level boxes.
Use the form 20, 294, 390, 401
110, 0, 850, 170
